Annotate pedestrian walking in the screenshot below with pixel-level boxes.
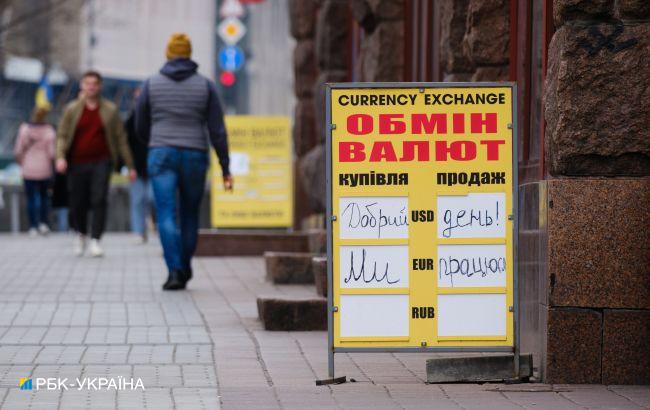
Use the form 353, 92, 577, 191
14, 106, 56, 236
136, 33, 232, 290
55, 70, 136, 257
125, 87, 153, 244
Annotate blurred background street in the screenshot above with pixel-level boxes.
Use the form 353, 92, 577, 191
0, 0, 293, 231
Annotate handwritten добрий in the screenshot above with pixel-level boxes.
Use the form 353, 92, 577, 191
341, 201, 408, 239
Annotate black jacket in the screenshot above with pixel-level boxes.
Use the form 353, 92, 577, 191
125, 110, 148, 179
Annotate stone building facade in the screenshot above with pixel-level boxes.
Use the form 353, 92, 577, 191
522, 0, 650, 384
288, 0, 649, 384
440, 0, 509, 81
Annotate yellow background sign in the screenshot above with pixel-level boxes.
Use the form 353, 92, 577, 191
329, 85, 515, 349
211, 116, 293, 228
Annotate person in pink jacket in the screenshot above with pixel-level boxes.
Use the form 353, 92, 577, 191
14, 107, 56, 236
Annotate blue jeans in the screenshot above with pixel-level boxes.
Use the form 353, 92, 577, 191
148, 147, 208, 272
54, 208, 69, 232
24, 179, 50, 229
129, 177, 152, 235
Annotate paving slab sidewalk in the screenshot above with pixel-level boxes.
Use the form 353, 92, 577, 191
0, 234, 647, 409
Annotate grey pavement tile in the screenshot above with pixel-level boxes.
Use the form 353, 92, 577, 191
81, 345, 130, 364
126, 326, 169, 344
215, 368, 270, 389
0, 326, 48, 344
81, 365, 133, 380
127, 344, 174, 364
436, 385, 528, 410
608, 385, 650, 408
133, 365, 182, 388
126, 303, 167, 326
0, 345, 43, 364
84, 326, 128, 344
0, 304, 23, 325
168, 326, 211, 344
0, 293, 28, 302
172, 387, 221, 409
212, 333, 256, 350
182, 364, 218, 387
60, 389, 117, 410
11, 303, 57, 326
32, 365, 84, 382
161, 302, 204, 326
558, 385, 646, 409
394, 398, 463, 410
368, 377, 424, 385
175, 344, 214, 364
118, 388, 174, 409
89, 303, 128, 326
41, 326, 88, 344
266, 371, 319, 387
50, 303, 92, 326
331, 384, 405, 409
34, 346, 86, 364
56, 292, 93, 302
275, 386, 339, 408
222, 403, 281, 410
3, 388, 61, 410
24, 293, 60, 302
503, 390, 585, 409
121, 293, 158, 302
0, 365, 34, 387
212, 347, 258, 362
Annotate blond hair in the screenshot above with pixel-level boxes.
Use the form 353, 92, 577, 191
31, 106, 50, 124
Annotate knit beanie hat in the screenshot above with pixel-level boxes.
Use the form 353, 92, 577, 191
166, 33, 192, 60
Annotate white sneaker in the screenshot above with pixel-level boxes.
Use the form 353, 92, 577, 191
89, 239, 104, 257
74, 235, 86, 256
28, 228, 38, 237
38, 223, 50, 235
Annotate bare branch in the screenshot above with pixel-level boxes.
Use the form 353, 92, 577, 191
0, 0, 73, 34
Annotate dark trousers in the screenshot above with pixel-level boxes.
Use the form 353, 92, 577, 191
24, 179, 50, 228
67, 160, 111, 239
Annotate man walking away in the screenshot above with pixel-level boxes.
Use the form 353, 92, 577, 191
136, 33, 232, 291
56, 71, 136, 257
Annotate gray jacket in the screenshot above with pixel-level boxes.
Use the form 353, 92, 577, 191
135, 58, 230, 175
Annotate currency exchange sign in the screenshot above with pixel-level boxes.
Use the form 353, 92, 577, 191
326, 83, 517, 353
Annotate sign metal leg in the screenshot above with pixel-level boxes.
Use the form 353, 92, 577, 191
315, 349, 346, 386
